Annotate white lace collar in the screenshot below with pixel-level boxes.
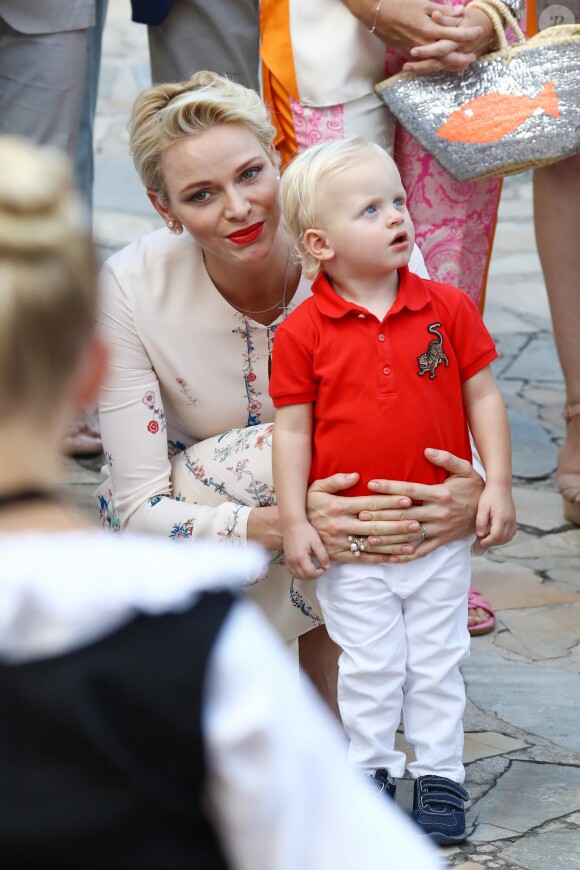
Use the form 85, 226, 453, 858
0, 531, 263, 663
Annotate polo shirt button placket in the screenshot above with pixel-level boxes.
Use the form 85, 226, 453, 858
378, 333, 385, 342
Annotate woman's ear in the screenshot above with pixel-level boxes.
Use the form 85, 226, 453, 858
303, 228, 334, 263
147, 189, 172, 223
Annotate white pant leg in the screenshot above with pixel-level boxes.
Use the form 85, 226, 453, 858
402, 539, 472, 782
316, 562, 409, 777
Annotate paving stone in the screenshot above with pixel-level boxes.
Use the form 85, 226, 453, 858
492, 223, 536, 254
463, 732, 530, 763
512, 486, 569, 532
507, 409, 557, 479
469, 761, 580, 843
454, 864, 486, 869
547, 568, 580, 593
502, 529, 580, 559
94, 158, 152, 216
499, 827, 580, 868
94, 208, 161, 250
502, 333, 563, 383
463, 655, 580, 753
60, 457, 102, 485
488, 251, 543, 278
471, 560, 580, 611
495, 198, 536, 220
495, 604, 580, 661
393, 731, 528, 766
483, 305, 537, 336
487, 283, 551, 321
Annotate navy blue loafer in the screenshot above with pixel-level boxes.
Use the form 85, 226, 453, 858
411, 775, 468, 844
367, 768, 396, 802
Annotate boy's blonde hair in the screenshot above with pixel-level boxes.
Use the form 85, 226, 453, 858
0, 137, 95, 421
281, 137, 390, 278
130, 71, 279, 206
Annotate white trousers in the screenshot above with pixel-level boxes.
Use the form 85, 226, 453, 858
316, 538, 472, 782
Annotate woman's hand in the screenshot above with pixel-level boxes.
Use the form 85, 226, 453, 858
403, 5, 496, 73
361, 448, 485, 562
307, 472, 422, 563
343, 0, 483, 62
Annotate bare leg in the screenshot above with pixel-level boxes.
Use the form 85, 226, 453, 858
298, 625, 341, 720
533, 154, 580, 521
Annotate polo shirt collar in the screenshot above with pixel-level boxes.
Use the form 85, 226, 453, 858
311, 266, 431, 320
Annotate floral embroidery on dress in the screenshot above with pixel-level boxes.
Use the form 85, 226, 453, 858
213, 425, 273, 464
232, 315, 264, 426
290, 579, 324, 627
175, 377, 198, 406
142, 389, 166, 434
167, 439, 187, 460
217, 504, 244, 544
105, 451, 113, 468
181, 453, 241, 503
226, 459, 276, 507
149, 492, 170, 507
169, 518, 195, 540
98, 489, 121, 532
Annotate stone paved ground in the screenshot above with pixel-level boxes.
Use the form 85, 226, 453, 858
67, 2, 580, 866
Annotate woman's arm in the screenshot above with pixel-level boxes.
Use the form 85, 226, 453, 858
98, 261, 253, 545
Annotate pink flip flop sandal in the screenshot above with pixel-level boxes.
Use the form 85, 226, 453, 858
467, 587, 496, 636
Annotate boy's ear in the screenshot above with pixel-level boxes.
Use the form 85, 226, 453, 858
303, 228, 335, 262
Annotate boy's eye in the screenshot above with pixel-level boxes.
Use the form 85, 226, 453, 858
364, 205, 377, 214
393, 197, 404, 207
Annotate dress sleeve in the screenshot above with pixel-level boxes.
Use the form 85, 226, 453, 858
97, 260, 252, 544
204, 602, 443, 870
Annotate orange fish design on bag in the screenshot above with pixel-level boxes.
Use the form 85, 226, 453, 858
436, 80, 560, 145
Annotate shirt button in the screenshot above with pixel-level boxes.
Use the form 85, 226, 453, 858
378, 333, 385, 342
383, 367, 390, 375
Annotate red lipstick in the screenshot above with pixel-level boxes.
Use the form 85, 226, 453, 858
227, 222, 265, 244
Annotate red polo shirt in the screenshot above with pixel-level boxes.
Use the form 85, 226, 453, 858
269, 267, 497, 497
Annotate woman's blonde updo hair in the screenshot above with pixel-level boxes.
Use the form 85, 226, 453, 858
0, 136, 95, 420
129, 71, 279, 205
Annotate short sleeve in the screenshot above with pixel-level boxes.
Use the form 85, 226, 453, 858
448, 292, 498, 383
269, 323, 317, 407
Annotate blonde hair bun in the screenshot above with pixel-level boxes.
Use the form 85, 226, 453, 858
0, 136, 86, 257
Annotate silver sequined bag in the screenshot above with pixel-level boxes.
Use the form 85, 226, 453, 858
374, 0, 580, 182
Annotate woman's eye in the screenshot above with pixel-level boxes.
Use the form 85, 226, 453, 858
241, 167, 261, 181
191, 189, 211, 203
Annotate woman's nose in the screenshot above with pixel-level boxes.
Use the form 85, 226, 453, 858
224, 186, 251, 220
